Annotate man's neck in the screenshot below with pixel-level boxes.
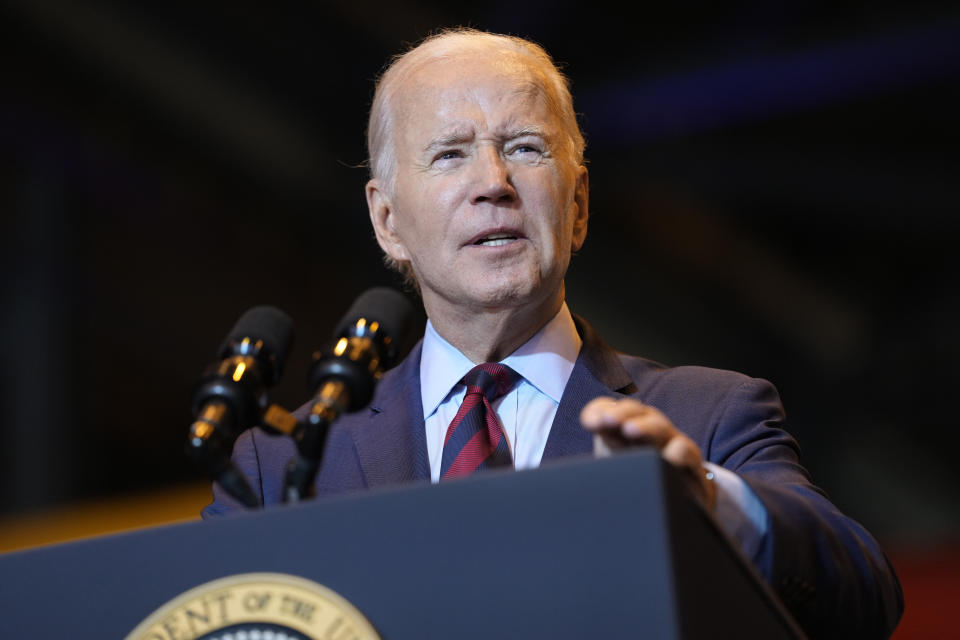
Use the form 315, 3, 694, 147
423, 289, 564, 363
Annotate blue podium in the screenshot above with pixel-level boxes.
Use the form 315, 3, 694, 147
0, 450, 804, 638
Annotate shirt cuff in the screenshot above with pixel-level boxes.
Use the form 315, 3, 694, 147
705, 462, 768, 562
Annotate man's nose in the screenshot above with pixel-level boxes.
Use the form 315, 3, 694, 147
470, 148, 517, 205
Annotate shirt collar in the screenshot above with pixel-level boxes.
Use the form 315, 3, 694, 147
420, 303, 582, 419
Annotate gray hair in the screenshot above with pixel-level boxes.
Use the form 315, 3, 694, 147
367, 27, 586, 187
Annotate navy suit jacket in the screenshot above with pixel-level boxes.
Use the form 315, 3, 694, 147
205, 315, 903, 638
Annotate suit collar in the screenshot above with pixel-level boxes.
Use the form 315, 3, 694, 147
419, 304, 581, 413
348, 313, 636, 481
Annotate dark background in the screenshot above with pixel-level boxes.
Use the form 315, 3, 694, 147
1, 0, 957, 559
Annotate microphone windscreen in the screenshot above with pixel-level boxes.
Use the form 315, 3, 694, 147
218, 305, 295, 378
334, 287, 417, 363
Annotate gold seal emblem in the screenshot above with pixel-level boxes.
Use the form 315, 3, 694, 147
126, 573, 381, 640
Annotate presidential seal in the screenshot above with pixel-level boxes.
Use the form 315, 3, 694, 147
126, 573, 381, 640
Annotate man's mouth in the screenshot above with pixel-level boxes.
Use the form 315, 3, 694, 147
473, 233, 519, 247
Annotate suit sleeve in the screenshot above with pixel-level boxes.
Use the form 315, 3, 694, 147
200, 428, 265, 519
706, 377, 903, 639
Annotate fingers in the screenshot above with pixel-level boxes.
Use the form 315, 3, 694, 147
580, 397, 675, 448
581, 396, 716, 511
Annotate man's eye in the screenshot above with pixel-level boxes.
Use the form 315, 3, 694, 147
510, 144, 543, 156
434, 150, 463, 162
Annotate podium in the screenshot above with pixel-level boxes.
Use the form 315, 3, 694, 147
0, 450, 804, 638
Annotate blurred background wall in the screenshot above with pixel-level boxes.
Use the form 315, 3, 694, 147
1, 1, 957, 636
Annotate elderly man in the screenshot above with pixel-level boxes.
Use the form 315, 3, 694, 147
206, 28, 902, 638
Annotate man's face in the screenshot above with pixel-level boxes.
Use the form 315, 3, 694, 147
367, 51, 588, 321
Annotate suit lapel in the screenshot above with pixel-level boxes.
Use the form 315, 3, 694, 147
542, 315, 637, 460
351, 340, 431, 486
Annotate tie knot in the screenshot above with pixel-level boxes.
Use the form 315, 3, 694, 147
462, 362, 518, 402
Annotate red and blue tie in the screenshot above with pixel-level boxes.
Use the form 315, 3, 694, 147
440, 362, 518, 479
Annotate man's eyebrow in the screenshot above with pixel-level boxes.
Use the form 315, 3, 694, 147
421, 126, 550, 153
501, 126, 548, 140
423, 131, 475, 152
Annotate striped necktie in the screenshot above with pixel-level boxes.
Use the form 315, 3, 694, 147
440, 362, 518, 479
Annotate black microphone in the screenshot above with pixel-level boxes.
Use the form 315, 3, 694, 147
187, 306, 295, 508
284, 287, 417, 501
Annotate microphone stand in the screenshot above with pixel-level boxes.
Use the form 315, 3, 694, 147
283, 380, 349, 503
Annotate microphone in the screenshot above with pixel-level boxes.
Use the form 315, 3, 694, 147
187, 306, 295, 508
284, 287, 417, 501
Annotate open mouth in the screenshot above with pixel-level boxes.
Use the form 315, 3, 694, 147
473, 233, 518, 247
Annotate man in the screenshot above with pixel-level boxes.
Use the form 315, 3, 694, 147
206, 28, 902, 638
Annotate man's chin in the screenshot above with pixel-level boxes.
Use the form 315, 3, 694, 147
418, 266, 561, 314
462, 278, 562, 315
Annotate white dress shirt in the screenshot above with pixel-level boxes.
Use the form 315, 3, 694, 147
419, 303, 767, 560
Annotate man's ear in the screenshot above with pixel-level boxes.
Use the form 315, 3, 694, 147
571, 165, 589, 251
366, 179, 410, 262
